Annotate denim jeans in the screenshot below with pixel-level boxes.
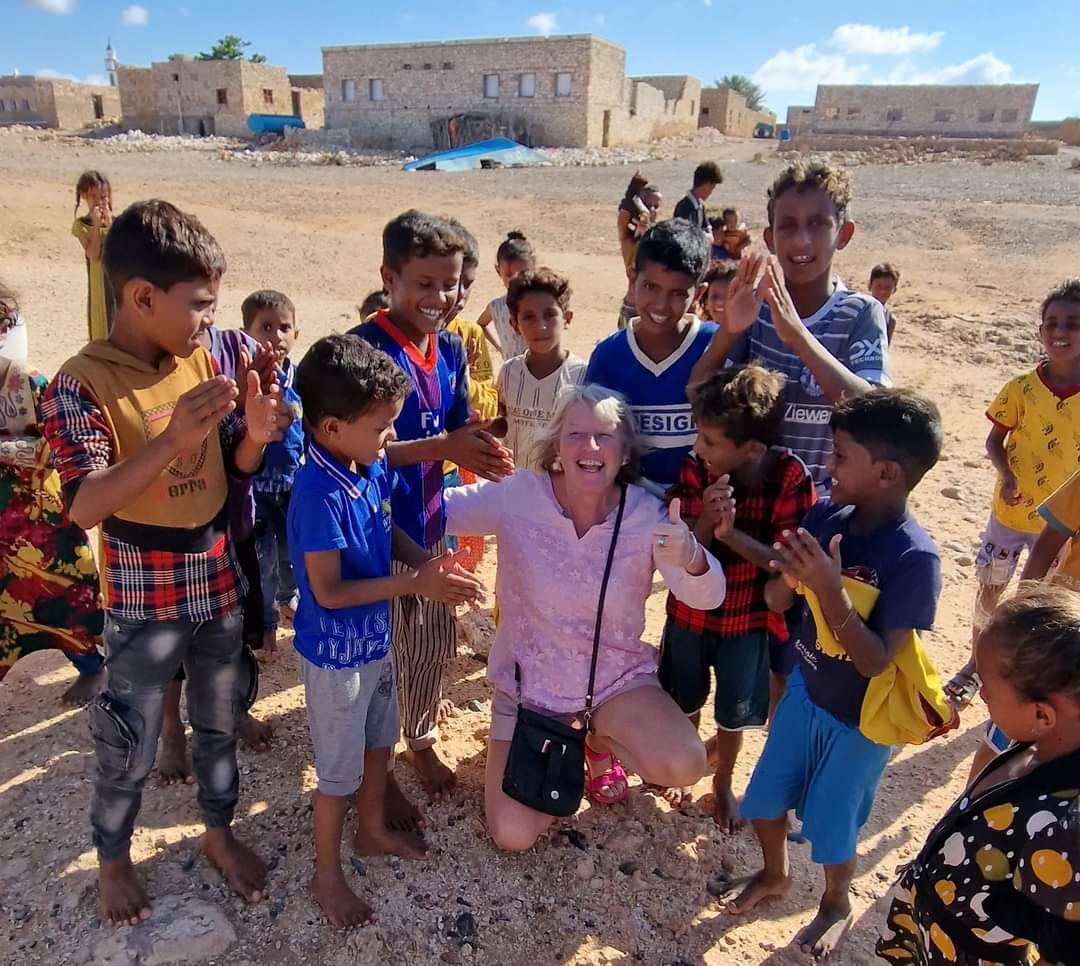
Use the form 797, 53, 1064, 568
254, 489, 297, 630
89, 608, 243, 860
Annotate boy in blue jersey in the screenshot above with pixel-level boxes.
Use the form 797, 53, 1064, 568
690, 160, 889, 496
727, 389, 942, 960
289, 335, 484, 929
351, 210, 513, 798
586, 218, 714, 492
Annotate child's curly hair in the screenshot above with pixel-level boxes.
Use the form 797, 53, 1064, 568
767, 159, 853, 226
690, 364, 786, 447
984, 585, 1080, 707
1041, 278, 1080, 321
506, 267, 571, 318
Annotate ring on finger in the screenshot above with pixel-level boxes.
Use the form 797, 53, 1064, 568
657, 535, 668, 547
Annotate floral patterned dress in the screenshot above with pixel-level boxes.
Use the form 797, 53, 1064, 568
877, 743, 1080, 966
0, 361, 103, 678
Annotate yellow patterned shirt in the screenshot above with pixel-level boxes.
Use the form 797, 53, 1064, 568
986, 365, 1080, 533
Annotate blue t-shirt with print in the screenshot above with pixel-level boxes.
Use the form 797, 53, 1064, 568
586, 316, 718, 489
725, 285, 889, 494
254, 357, 304, 494
287, 441, 395, 669
793, 501, 941, 727
351, 312, 470, 548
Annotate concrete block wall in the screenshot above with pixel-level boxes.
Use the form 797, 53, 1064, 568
698, 86, 775, 137
0, 76, 118, 129
633, 75, 702, 120
117, 65, 159, 131
811, 84, 1039, 138
323, 35, 601, 149
785, 105, 814, 134
0, 76, 49, 125
292, 86, 324, 128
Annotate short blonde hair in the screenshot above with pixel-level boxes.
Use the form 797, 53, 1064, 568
532, 384, 643, 484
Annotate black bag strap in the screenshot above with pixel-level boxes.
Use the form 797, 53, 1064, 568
514, 484, 628, 724
583, 484, 627, 729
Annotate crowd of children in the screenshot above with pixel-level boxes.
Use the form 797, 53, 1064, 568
0, 154, 1077, 962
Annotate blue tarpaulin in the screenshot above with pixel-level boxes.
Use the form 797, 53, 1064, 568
403, 138, 549, 172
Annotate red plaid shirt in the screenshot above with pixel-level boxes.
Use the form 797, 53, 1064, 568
41, 371, 245, 623
666, 450, 815, 638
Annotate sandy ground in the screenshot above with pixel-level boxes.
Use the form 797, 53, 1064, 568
2, 131, 1080, 966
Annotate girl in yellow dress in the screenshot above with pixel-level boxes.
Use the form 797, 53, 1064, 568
70, 170, 113, 342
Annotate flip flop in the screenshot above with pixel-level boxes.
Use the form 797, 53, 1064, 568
944, 668, 982, 709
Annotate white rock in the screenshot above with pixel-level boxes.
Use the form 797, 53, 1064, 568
92, 894, 236, 965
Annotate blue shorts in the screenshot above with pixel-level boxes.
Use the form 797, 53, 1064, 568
741, 669, 891, 865
983, 720, 1011, 753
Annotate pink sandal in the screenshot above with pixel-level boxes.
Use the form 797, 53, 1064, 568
584, 741, 629, 806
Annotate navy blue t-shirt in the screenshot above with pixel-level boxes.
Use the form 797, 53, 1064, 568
794, 502, 941, 726
287, 442, 395, 669
254, 357, 304, 494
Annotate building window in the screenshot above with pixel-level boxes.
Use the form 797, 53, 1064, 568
555, 72, 572, 97
847, 106, 861, 117
1001, 108, 1020, 123
402, 63, 412, 70
216, 88, 228, 106
369, 78, 384, 101
483, 74, 499, 98
422, 63, 432, 70
341, 79, 356, 102
979, 109, 996, 122
701, 106, 710, 117
442, 62, 454, 70
263, 88, 274, 106
886, 108, 903, 122
518, 73, 536, 97
824, 106, 840, 120
172, 73, 179, 82
933, 109, 953, 122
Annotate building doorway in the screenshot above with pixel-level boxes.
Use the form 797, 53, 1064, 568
291, 91, 301, 116
602, 110, 612, 147
92, 95, 104, 119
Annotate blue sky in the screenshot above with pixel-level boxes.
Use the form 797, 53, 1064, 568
10, 0, 1078, 120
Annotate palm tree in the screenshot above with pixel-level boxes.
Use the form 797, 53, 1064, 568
714, 75, 765, 111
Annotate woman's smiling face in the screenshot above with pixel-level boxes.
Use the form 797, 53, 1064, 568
556, 401, 625, 492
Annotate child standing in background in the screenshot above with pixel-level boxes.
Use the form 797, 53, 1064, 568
699, 262, 736, 326
71, 170, 114, 342
869, 263, 900, 344
476, 231, 536, 361
243, 290, 304, 650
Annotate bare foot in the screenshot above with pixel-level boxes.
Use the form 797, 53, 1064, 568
402, 745, 456, 800
436, 697, 455, 722
311, 869, 374, 929
157, 723, 194, 786
256, 628, 277, 663
793, 901, 853, 959
201, 828, 267, 902
238, 710, 273, 752
62, 668, 106, 706
384, 773, 425, 833
353, 823, 429, 860
98, 855, 152, 927
654, 785, 692, 808
711, 774, 745, 834
723, 869, 792, 914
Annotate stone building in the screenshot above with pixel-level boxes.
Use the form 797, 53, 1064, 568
322, 34, 700, 149
783, 104, 814, 136
698, 86, 776, 137
806, 84, 1038, 138
117, 55, 323, 136
0, 75, 119, 129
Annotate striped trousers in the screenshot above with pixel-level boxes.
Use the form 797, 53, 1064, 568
390, 539, 457, 750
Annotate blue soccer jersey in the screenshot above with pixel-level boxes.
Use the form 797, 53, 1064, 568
351, 311, 470, 548
586, 316, 718, 489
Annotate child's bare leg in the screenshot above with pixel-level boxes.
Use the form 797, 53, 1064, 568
793, 857, 855, 959
312, 791, 372, 929
725, 816, 791, 913
710, 729, 744, 833
384, 764, 425, 834
62, 651, 107, 706
353, 747, 428, 859
157, 678, 193, 785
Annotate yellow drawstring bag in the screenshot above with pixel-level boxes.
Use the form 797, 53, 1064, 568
798, 577, 959, 746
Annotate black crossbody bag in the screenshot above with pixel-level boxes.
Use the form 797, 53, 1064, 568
501, 485, 627, 817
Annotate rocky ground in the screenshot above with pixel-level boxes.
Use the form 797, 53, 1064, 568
1, 131, 1079, 965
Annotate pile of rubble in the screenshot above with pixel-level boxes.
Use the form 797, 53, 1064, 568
780, 134, 1059, 167
221, 144, 407, 168
99, 129, 238, 153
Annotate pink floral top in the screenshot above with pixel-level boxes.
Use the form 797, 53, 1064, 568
445, 471, 727, 713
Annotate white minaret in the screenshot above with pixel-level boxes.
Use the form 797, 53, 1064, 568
105, 38, 118, 87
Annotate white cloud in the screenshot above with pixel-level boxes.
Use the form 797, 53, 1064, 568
830, 24, 943, 56
754, 44, 866, 92
25, 0, 73, 14
34, 68, 107, 85
121, 3, 148, 25
889, 52, 1013, 85
527, 12, 557, 36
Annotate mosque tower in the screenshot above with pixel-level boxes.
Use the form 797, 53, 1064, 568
105, 38, 118, 87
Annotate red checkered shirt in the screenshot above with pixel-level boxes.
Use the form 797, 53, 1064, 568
666, 450, 816, 638
41, 371, 245, 623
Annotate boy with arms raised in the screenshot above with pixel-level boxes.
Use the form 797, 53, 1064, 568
586, 219, 714, 492
691, 161, 889, 496
42, 200, 281, 925
728, 389, 942, 959
350, 210, 513, 798
289, 335, 483, 928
